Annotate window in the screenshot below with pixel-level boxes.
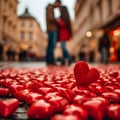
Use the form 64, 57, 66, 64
29, 32, 33, 40
29, 21, 33, 27
21, 20, 25, 26
20, 32, 24, 40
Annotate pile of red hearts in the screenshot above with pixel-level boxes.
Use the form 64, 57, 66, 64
0, 61, 120, 120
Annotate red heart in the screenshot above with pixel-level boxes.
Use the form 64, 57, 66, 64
74, 61, 99, 86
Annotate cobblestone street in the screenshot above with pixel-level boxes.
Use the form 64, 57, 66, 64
0, 62, 46, 69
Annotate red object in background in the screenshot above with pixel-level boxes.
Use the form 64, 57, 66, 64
110, 27, 120, 36
0, 98, 19, 117
74, 61, 100, 86
28, 99, 54, 119
109, 28, 118, 62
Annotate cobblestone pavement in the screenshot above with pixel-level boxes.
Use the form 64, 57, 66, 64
0, 61, 119, 69
0, 62, 46, 69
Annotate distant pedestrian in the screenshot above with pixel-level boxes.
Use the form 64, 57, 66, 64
6, 47, 15, 61
19, 48, 28, 61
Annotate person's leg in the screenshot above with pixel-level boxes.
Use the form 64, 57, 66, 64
61, 41, 71, 65
46, 32, 51, 64
51, 31, 58, 64
46, 31, 58, 65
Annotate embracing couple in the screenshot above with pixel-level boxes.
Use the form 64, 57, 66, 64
46, 0, 72, 66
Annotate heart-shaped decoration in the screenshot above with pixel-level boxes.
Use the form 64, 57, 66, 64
74, 61, 100, 86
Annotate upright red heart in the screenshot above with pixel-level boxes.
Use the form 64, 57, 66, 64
74, 61, 99, 86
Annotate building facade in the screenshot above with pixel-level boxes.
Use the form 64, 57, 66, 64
0, 0, 18, 60
73, 0, 120, 62
17, 8, 47, 60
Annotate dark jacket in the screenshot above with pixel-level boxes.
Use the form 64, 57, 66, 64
46, 4, 58, 32
99, 33, 110, 52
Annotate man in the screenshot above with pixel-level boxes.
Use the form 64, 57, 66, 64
46, 0, 61, 65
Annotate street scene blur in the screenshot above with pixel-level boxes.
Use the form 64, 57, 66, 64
0, 1, 120, 120
0, 0, 120, 65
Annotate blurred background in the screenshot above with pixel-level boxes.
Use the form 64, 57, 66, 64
0, 0, 120, 63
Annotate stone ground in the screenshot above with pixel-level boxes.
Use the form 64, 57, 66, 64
0, 62, 46, 69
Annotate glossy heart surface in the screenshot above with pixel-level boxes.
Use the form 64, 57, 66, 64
74, 61, 100, 86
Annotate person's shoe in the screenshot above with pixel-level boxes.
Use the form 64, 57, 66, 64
61, 61, 65, 66
46, 62, 57, 66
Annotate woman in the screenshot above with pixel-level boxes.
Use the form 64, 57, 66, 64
57, 6, 72, 65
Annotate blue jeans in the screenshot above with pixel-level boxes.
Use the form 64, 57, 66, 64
61, 41, 71, 62
46, 31, 58, 64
